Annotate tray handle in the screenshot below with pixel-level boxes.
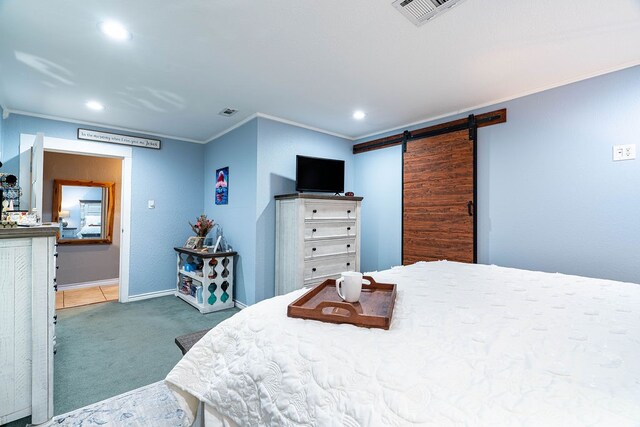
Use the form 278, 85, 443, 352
362, 276, 378, 287
314, 301, 359, 317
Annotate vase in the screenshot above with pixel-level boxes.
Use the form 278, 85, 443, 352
195, 237, 205, 249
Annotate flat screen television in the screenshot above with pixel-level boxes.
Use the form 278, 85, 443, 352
296, 155, 345, 193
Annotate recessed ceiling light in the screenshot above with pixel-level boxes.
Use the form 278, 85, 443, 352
99, 20, 132, 41
86, 100, 105, 111
353, 110, 366, 120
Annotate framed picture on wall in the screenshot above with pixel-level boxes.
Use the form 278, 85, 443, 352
215, 167, 229, 205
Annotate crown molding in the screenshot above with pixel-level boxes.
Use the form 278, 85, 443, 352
354, 60, 640, 141
204, 114, 259, 143
2, 108, 206, 144
255, 113, 354, 140
206, 112, 356, 143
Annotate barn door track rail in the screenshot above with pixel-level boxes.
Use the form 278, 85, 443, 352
352, 108, 506, 154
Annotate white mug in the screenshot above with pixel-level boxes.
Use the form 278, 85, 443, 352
336, 271, 370, 303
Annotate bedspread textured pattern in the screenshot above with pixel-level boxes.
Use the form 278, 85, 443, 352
166, 261, 640, 426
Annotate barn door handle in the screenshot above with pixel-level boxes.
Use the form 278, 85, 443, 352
467, 201, 474, 216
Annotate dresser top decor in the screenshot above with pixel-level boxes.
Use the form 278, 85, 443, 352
0, 224, 58, 239
173, 247, 237, 258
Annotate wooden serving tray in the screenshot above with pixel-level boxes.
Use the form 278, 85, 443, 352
287, 276, 397, 330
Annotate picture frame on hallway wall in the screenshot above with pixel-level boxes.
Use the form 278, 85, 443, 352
215, 167, 229, 205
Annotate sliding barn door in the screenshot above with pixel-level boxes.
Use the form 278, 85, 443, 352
403, 129, 475, 265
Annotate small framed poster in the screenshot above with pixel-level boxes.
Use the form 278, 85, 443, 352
215, 167, 229, 205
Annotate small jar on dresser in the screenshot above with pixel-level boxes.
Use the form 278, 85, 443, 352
0, 225, 57, 425
275, 194, 363, 296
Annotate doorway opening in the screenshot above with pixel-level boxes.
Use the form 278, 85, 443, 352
20, 133, 133, 303
44, 152, 122, 308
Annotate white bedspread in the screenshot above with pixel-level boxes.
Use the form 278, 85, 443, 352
166, 261, 640, 426
76, 224, 101, 238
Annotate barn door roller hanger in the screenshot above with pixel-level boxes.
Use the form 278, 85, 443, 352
400, 113, 491, 153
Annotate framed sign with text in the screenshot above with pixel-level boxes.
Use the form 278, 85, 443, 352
77, 128, 161, 149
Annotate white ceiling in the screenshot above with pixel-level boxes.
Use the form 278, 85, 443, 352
1, 0, 639, 143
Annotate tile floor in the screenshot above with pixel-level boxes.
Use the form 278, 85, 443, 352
56, 284, 119, 309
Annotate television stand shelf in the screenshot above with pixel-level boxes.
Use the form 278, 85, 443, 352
174, 247, 237, 314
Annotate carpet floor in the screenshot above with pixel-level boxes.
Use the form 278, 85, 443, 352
3, 296, 239, 427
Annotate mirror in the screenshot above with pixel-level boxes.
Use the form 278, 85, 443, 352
52, 179, 115, 244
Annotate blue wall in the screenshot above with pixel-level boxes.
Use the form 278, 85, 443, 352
255, 117, 354, 302
355, 65, 640, 284
128, 132, 204, 296
353, 145, 402, 272
0, 112, 205, 296
204, 119, 258, 305
5, 64, 637, 305
204, 117, 354, 305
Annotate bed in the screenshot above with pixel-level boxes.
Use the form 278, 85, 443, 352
76, 224, 101, 238
166, 261, 640, 426
76, 201, 102, 238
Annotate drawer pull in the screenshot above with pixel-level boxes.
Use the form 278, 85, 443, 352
347, 244, 351, 248
312, 267, 317, 272
312, 209, 317, 214
312, 248, 317, 252
347, 227, 351, 231
347, 210, 351, 214
346, 262, 351, 266
312, 228, 317, 233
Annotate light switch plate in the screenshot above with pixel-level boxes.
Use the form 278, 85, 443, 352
613, 144, 636, 161
148, 200, 155, 209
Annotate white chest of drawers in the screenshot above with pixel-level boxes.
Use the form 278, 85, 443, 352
0, 226, 57, 425
275, 194, 363, 296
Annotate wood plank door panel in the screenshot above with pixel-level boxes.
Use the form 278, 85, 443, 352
403, 129, 474, 265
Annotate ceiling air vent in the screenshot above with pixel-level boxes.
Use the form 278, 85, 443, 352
218, 108, 238, 117
392, 0, 466, 26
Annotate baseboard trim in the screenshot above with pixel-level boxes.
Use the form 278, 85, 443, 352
234, 300, 247, 310
127, 290, 248, 306
58, 278, 119, 290
128, 289, 175, 302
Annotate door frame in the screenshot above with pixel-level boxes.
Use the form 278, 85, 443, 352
19, 134, 132, 302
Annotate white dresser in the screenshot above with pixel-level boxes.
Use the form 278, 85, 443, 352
0, 226, 57, 425
275, 194, 363, 295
